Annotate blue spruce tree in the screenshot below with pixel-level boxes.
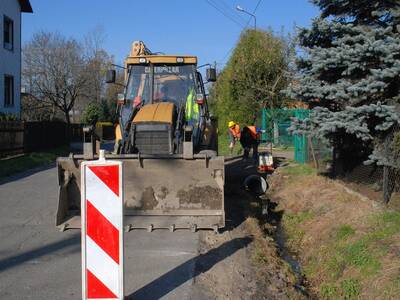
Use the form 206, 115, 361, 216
288, 0, 400, 179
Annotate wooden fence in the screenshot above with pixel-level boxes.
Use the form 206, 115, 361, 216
24, 122, 69, 152
0, 121, 76, 158
0, 122, 115, 158
0, 122, 24, 156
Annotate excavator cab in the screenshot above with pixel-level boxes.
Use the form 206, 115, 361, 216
113, 60, 214, 156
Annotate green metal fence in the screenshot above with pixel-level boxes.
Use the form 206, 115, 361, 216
260, 108, 310, 164
260, 108, 296, 147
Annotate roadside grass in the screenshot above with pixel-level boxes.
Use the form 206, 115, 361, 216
218, 133, 230, 157
280, 163, 316, 176
273, 145, 295, 151
336, 224, 356, 240
218, 133, 242, 157
0, 146, 68, 179
271, 162, 400, 299
282, 211, 314, 249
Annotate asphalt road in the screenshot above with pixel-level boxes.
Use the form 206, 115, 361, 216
0, 166, 210, 300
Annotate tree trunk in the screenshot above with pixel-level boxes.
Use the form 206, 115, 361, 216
51, 104, 56, 121
383, 166, 390, 204
382, 134, 394, 204
331, 144, 337, 178
64, 110, 71, 144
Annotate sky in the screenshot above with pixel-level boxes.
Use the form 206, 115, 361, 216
22, 0, 319, 69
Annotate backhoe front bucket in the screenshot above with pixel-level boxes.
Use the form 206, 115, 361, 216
56, 154, 224, 231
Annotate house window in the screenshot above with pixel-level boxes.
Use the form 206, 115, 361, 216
4, 75, 14, 107
3, 16, 14, 51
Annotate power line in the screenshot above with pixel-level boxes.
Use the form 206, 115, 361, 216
253, 0, 263, 13
203, 0, 246, 28
210, 0, 248, 25
218, 0, 263, 67
207, 0, 246, 27
218, 0, 248, 24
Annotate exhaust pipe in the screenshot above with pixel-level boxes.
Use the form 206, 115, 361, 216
244, 175, 268, 196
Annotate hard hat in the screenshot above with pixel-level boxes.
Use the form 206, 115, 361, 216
228, 121, 235, 128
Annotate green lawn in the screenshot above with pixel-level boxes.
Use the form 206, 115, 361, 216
280, 163, 316, 176
0, 147, 68, 179
218, 133, 243, 157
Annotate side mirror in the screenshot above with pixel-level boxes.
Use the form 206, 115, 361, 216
206, 68, 217, 82
106, 70, 116, 83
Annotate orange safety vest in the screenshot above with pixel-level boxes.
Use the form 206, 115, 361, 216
229, 124, 241, 138
247, 126, 258, 139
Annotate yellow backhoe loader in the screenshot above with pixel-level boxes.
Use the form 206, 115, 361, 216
56, 41, 224, 232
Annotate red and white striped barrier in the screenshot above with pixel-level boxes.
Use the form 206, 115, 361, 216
81, 154, 124, 300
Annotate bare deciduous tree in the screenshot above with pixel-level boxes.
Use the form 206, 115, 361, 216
23, 31, 88, 126
21, 93, 60, 121
82, 27, 114, 103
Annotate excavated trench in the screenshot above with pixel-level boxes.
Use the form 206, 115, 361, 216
241, 169, 311, 297
274, 223, 310, 297
243, 173, 312, 297
259, 194, 313, 298
201, 157, 314, 299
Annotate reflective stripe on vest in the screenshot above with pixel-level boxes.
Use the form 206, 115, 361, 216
185, 89, 199, 121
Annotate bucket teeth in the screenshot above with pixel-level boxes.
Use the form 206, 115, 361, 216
125, 225, 132, 232
213, 225, 219, 234
59, 224, 67, 232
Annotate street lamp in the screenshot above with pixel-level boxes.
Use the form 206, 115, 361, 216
236, 5, 256, 30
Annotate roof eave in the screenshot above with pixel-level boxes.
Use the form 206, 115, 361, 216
19, 0, 33, 13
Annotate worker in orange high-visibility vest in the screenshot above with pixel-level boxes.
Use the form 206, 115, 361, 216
227, 121, 241, 154
240, 125, 263, 161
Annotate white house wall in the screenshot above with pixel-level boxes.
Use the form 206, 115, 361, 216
0, 0, 22, 116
